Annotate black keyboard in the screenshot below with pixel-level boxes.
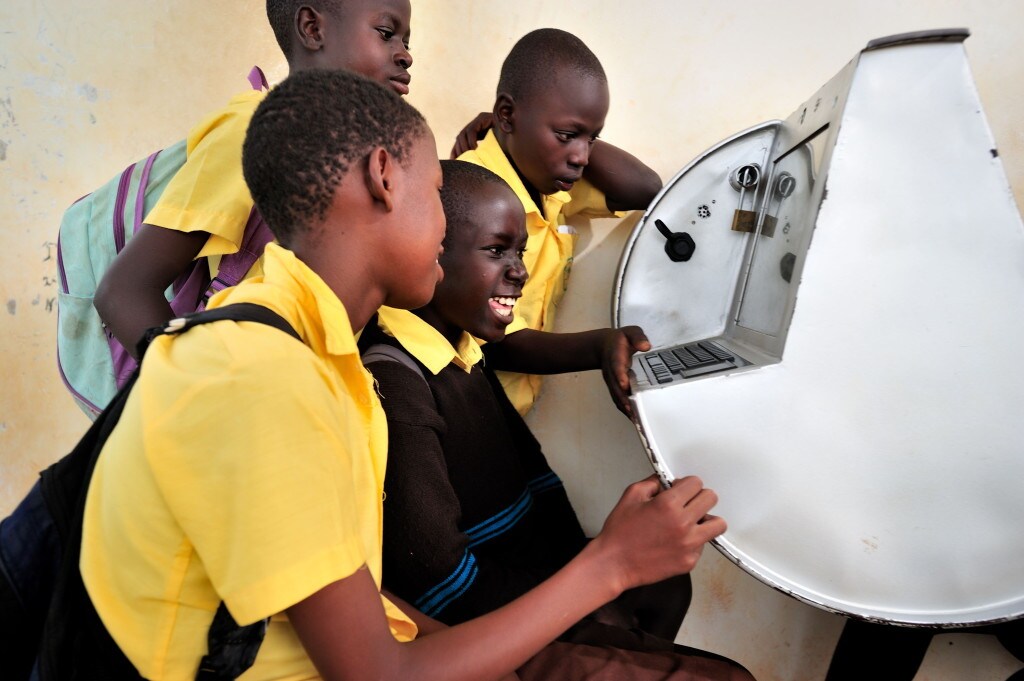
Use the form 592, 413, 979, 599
640, 341, 738, 385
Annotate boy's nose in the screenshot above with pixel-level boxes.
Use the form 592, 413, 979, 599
395, 48, 412, 69
567, 140, 590, 168
507, 258, 528, 284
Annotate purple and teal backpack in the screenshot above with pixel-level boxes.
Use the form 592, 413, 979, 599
56, 67, 274, 418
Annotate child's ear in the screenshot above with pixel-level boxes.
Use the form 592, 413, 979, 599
295, 6, 325, 51
495, 93, 515, 134
366, 147, 395, 212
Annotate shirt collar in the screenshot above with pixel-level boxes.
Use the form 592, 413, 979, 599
471, 131, 572, 225
376, 306, 482, 374
243, 243, 361, 358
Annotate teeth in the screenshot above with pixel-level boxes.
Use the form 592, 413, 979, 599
491, 297, 516, 306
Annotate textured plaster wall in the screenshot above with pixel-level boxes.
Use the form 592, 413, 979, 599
1, 2, 1021, 680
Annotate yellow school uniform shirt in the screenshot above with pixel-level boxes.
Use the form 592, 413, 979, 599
376, 306, 482, 373
458, 130, 619, 414
144, 89, 269, 281
81, 243, 416, 681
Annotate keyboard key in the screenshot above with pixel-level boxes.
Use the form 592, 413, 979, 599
698, 341, 734, 362
644, 355, 674, 384
660, 351, 684, 373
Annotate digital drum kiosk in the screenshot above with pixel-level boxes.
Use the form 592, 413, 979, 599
613, 29, 1024, 627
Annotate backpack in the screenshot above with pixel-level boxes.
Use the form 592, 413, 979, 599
0, 303, 300, 681
56, 66, 274, 420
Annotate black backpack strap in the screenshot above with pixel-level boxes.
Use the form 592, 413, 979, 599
154, 304, 297, 680
195, 603, 268, 681
136, 302, 301, 360
361, 342, 428, 385
34, 303, 300, 681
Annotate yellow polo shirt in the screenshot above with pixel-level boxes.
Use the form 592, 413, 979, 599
458, 131, 618, 414
376, 306, 482, 373
145, 89, 269, 281
81, 243, 415, 680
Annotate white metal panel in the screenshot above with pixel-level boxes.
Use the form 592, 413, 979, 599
614, 124, 779, 349
624, 39, 1024, 625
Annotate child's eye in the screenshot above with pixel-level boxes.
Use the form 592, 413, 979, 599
555, 131, 575, 143
486, 246, 504, 257
376, 27, 395, 41
589, 134, 600, 145
516, 248, 527, 259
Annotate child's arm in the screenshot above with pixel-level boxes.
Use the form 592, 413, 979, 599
381, 589, 448, 637
584, 140, 663, 212
383, 589, 522, 681
288, 475, 723, 681
450, 112, 494, 158
94, 223, 208, 357
484, 326, 651, 416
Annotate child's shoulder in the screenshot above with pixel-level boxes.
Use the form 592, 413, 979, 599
187, 89, 268, 149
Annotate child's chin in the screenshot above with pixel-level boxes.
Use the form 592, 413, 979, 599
476, 327, 507, 344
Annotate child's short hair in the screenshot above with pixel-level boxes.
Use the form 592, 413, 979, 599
439, 160, 514, 248
497, 28, 606, 102
243, 68, 427, 245
266, 0, 341, 56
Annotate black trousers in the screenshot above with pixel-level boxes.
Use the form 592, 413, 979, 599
825, 617, 1024, 681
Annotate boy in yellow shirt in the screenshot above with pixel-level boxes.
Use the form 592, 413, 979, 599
81, 69, 732, 681
457, 27, 663, 416
96, 0, 416, 357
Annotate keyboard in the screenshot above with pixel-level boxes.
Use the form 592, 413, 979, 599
639, 341, 740, 385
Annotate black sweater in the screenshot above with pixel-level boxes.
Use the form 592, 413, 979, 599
362, 326, 588, 624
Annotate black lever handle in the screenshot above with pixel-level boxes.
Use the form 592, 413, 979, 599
655, 219, 696, 262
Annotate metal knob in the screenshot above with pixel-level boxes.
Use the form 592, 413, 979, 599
655, 219, 696, 263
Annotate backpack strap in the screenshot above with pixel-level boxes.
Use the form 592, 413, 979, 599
195, 66, 274, 307
195, 603, 268, 681
152, 304, 299, 680
362, 342, 427, 385
201, 212, 275, 305
247, 66, 269, 92
136, 302, 299, 360
36, 304, 300, 681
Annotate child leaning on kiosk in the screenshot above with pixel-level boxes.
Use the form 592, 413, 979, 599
455, 27, 663, 418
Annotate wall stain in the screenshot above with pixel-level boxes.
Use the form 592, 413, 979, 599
6, 299, 15, 315
77, 83, 98, 102
0, 95, 15, 127
0, 139, 6, 160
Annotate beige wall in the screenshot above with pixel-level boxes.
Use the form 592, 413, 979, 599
1, 2, 1021, 679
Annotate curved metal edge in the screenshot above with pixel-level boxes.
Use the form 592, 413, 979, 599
610, 120, 784, 328
629, 396, 674, 490
863, 28, 969, 52
708, 539, 1024, 628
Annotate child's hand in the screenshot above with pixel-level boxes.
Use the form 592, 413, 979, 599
589, 475, 725, 594
601, 325, 651, 418
450, 112, 494, 158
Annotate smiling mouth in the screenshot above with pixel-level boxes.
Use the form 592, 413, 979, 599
489, 296, 517, 320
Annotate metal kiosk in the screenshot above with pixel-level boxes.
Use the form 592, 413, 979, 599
613, 29, 1024, 627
